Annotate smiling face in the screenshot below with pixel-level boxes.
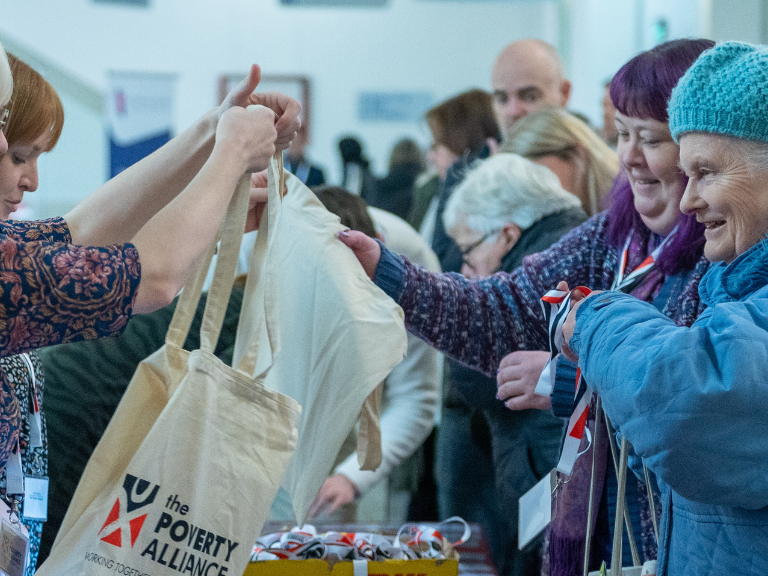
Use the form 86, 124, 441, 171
679, 133, 768, 264
0, 132, 49, 219
615, 111, 684, 236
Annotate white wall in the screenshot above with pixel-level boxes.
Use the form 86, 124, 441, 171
0, 0, 558, 213
4, 0, 768, 218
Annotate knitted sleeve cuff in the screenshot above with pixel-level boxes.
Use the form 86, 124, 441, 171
551, 357, 579, 418
373, 239, 406, 301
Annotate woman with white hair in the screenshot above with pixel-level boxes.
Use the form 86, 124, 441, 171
438, 152, 587, 576
445, 152, 586, 276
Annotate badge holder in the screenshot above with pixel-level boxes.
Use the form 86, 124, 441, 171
1, 441, 29, 576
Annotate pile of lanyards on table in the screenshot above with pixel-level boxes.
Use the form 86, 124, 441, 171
250, 517, 470, 563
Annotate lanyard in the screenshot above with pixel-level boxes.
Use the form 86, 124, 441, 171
540, 227, 678, 475
610, 226, 678, 293
19, 354, 42, 449
535, 287, 594, 475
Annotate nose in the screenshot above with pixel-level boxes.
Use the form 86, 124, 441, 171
20, 161, 39, 192
618, 138, 643, 170
505, 98, 528, 125
0, 131, 7, 155
679, 178, 702, 216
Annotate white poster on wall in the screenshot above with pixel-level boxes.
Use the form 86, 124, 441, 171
107, 71, 176, 178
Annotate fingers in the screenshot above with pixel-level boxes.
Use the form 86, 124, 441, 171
337, 230, 381, 280
249, 92, 302, 151
251, 169, 268, 189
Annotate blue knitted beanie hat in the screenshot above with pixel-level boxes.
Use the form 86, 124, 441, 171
668, 41, 768, 143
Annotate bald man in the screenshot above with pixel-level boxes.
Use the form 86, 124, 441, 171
491, 38, 571, 133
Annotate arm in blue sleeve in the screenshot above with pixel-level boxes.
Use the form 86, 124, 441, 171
572, 291, 768, 509
550, 357, 578, 418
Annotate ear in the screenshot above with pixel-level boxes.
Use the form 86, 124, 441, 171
560, 79, 572, 107
500, 222, 522, 251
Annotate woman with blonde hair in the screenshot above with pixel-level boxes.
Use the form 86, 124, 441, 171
502, 107, 618, 216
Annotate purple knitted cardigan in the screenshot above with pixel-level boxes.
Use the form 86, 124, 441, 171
375, 212, 709, 377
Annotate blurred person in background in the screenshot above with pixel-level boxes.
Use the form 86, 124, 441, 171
368, 138, 424, 220
492, 39, 572, 135
284, 125, 325, 187
439, 153, 588, 575
502, 107, 619, 216
306, 187, 441, 524
339, 136, 378, 201
601, 79, 619, 148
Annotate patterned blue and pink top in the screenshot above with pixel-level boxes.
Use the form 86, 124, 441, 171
0, 217, 140, 468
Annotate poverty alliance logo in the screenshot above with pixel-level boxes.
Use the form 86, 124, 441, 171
98, 474, 160, 548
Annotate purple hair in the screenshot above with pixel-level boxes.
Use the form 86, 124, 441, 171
606, 38, 714, 274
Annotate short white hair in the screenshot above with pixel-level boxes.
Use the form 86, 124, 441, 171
443, 153, 582, 236
0, 41, 12, 107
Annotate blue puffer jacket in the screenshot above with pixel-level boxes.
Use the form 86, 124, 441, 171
571, 240, 768, 575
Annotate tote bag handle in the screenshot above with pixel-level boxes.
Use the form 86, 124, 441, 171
164, 172, 252, 352
234, 152, 285, 377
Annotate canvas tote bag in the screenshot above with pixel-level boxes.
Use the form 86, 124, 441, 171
38, 160, 301, 576
233, 156, 408, 523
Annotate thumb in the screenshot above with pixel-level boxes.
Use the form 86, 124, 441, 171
231, 64, 261, 106
556, 280, 570, 292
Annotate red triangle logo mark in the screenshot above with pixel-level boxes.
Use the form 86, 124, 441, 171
129, 513, 148, 547
101, 527, 122, 547
100, 499, 121, 534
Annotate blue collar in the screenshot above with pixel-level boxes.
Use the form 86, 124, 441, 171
699, 239, 768, 305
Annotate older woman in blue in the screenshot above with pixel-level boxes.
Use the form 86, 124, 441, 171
562, 41, 768, 575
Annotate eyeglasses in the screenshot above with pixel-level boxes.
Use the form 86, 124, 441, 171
460, 229, 500, 267
0, 108, 8, 134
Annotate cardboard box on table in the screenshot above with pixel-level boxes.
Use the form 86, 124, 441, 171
243, 557, 459, 576
243, 523, 461, 576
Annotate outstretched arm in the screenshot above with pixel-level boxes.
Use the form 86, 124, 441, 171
65, 65, 300, 247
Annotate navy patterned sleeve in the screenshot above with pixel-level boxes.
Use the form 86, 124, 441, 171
0, 237, 141, 357
390, 214, 617, 377
0, 217, 72, 244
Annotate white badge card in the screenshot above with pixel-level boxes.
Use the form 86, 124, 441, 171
0, 502, 28, 576
518, 468, 556, 549
21, 477, 48, 521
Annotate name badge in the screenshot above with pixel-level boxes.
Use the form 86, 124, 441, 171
0, 501, 29, 576
22, 477, 48, 521
518, 468, 556, 549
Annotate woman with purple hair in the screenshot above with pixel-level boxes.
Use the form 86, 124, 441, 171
339, 38, 713, 573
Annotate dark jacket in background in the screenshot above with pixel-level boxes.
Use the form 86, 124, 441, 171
369, 162, 421, 220
431, 146, 491, 273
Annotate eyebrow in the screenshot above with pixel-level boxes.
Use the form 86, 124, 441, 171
516, 86, 543, 98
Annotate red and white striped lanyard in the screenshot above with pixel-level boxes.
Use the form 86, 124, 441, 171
540, 227, 678, 475
611, 226, 678, 293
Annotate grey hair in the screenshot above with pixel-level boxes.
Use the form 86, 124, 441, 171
724, 136, 768, 174
0, 41, 12, 106
443, 153, 582, 237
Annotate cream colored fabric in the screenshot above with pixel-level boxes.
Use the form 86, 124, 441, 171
38, 168, 301, 576
233, 157, 407, 524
